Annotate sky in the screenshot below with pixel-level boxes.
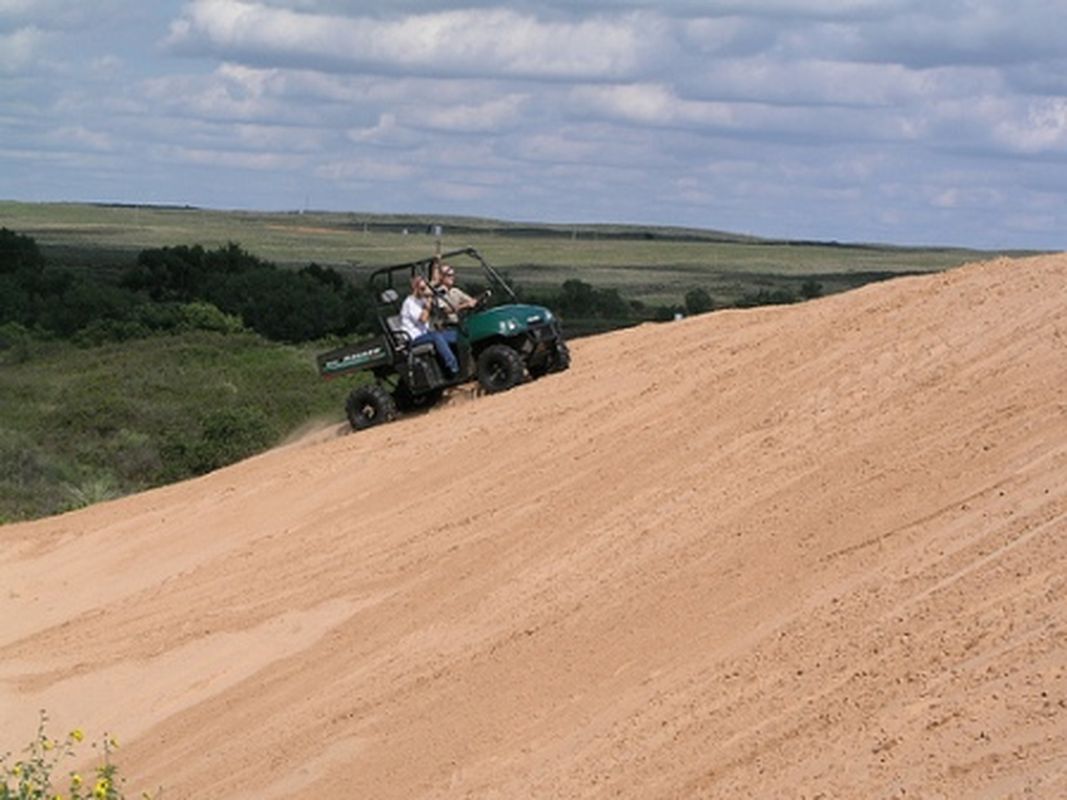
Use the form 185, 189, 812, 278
2, 1, 1066, 249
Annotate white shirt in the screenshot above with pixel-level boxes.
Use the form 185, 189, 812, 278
400, 294, 430, 340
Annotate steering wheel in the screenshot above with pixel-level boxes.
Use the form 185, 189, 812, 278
455, 290, 492, 320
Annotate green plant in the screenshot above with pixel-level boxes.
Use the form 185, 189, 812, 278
62, 474, 121, 511
0, 711, 156, 800
0, 322, 33, 363
684, 287, 714, 314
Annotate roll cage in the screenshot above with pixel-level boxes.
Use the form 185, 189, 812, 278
368, 247, 517, 350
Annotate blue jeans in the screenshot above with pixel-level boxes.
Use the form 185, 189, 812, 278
412, 329, 459, 375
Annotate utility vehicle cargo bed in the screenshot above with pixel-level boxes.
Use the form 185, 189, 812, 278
317, 336, 392, 378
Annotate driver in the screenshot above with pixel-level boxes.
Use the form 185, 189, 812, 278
433, 263, 478, 327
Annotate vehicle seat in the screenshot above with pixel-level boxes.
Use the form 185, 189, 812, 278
385, 314, 436, 356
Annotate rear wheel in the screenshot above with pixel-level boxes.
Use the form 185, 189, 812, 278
346, 384, 397, 430
476, 344, 524, 394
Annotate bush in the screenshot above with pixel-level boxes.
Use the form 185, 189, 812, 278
0, 321, 33, 363
187, 406, 274, 475
0, 227, 45, 275
800, 278, 824, 299
684, 288, 714, 315
74, 319, 151, 346
0, 428, 78, 521
63, 473, 121, 511
737, 288, 797, 308
179, 301, 246, 334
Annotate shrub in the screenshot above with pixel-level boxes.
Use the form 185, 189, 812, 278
73, 319, 151, 346
800, 278, 824, 299
63, 473, 121, 511
188, 406, 274, 474
0, 228, 45, 275
684, 287, 714, 315
737, 287, 797, 307
179, 301, 246, 334
0, 322, 33, 363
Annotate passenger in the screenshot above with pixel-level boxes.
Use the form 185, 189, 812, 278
433, 262, 478, 326
400, 274, 459, 376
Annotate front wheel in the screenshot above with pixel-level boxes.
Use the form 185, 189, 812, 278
548, 340, 571, 373
476, 344, 524, 394
346, 384, 397, 430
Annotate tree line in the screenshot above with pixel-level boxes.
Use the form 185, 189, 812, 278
1, 229, 378, 346
1, 227, 819, 351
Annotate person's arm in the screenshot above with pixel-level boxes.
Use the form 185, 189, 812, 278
453, 288, 477, 310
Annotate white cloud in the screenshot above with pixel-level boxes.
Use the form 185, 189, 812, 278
166, 0, 663, 80
414, 94, 528, 133
347, 113, 406, 145
315, 156, 417, 182
572, 83, 683, 124
48, 125, 115, 151
993, 98, 1067, 154
568, 82, 927, 145
142, 64, 291, 122
424, 180, 494, 201
511, 132, 605, 164
0, 26, 47, 74
826, 1, 1066, 68
232, 122, 329, 152
0, 0, 135, 30
160, 144, 305, 170
676, 57, 994, 108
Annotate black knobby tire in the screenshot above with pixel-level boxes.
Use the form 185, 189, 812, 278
548, 340, 571, 373
476, 344, 524, 394
394, 381, 443, 413
346, 383, 397, 431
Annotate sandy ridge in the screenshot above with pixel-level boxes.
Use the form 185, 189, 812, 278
1, 254, 1065, 798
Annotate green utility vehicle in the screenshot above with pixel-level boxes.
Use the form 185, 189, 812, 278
317, 248, 570, 430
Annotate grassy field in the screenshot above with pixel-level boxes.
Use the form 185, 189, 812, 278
0, 201, 1021, 306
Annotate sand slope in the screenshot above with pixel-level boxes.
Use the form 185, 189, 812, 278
2, 254, 1066, 798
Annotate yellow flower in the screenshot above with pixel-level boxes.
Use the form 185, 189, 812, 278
93, 778, 110, 798
71, 773, 84, 788
43, 737, 56, 751
53, 794, 66, 800
70, 728, 85, 743
12, 763, 22, 777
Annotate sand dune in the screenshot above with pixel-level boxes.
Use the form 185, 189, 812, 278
2, 254, 1066, 798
